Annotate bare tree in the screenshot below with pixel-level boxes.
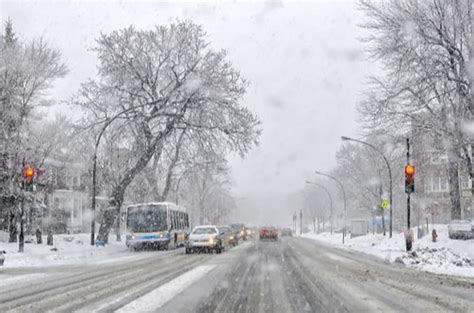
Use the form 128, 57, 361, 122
0, 19, 67, 242
358, 0, 472, 219
77, 21, 260, 242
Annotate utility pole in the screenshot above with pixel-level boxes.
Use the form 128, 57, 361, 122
292, 211, 297, 234
300, 208, 303, 235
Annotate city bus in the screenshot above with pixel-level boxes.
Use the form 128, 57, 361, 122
125, 202, 190, 250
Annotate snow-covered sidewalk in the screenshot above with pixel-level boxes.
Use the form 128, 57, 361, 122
0, 232, 135, 268
302, 224, 474, 278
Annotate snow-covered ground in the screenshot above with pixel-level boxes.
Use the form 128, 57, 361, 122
0, 232, 136, 268
302, 224, 474, 278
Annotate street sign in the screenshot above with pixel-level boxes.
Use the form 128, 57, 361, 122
381, 199, 389, 210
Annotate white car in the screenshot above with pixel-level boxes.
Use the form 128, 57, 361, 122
448, 220, 474, 240
186, 225, 223, 254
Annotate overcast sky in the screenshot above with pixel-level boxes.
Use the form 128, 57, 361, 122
1, 0, 378, 224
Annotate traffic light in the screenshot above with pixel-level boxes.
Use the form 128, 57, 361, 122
405, 165, 415, 193
23, 166, 36, 191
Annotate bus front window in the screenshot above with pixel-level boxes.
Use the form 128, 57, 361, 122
127, 206, 167, 232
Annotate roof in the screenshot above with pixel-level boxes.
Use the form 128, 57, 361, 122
125, 202, 187, 212
193, 225, 218, 228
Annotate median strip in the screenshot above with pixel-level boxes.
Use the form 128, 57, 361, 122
116, 265, 216, 312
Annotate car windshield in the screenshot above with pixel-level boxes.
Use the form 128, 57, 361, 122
2, 1, 474, 312
192, 227, 217, 235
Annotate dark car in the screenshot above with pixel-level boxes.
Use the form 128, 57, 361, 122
230, 223, 246, 242
218, 225, 238, 248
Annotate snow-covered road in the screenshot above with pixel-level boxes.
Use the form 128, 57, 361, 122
0, 237, 473, 312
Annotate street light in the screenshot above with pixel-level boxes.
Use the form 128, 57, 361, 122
306, 180, 334, 234
314, 170, 347, 243
341, 136, 393, 238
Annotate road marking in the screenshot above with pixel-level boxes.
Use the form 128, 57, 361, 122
116, 265, 216, 312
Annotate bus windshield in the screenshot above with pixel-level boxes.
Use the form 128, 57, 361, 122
126, 205, 167, 232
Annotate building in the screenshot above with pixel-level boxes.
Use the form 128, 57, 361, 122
42, 157, 111, 234
412, 131, 473, 224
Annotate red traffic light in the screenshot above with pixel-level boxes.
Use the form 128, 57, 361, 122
23, 166, 36, 182
405, 165, 415, 176
405, 165, 415, 193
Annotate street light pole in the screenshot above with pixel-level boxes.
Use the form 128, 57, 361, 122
306, 180, 333, 234
314, 170, 347, 243
341, 136, 393, 238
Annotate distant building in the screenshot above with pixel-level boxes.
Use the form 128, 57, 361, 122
42, 157, 110, 233
412, 129, 473, 223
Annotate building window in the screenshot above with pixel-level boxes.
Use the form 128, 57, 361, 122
460, 176, 471, 190
429, 176, 449, 192
429, 150, 448, 164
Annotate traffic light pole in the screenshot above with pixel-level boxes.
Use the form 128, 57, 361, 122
19, 193, 24, 253
406, 138, 412, 251
19, 159, 26, 253
407, 138, 411, 231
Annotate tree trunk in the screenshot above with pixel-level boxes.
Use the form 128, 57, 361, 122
8, 207, 17, 242
199, 201, 205, 224
115, 212, 121, 242
97, 120, 174, 242
148, 145, 164, 202
447, 160, 462, 220
98, 184, 125, 244
161, 129, 186, 201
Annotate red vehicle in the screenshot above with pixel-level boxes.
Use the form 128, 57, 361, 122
259, 226, 278, 240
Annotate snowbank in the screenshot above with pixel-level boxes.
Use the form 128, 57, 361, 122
302, 224, 474, 278
0, 233, 133, 268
